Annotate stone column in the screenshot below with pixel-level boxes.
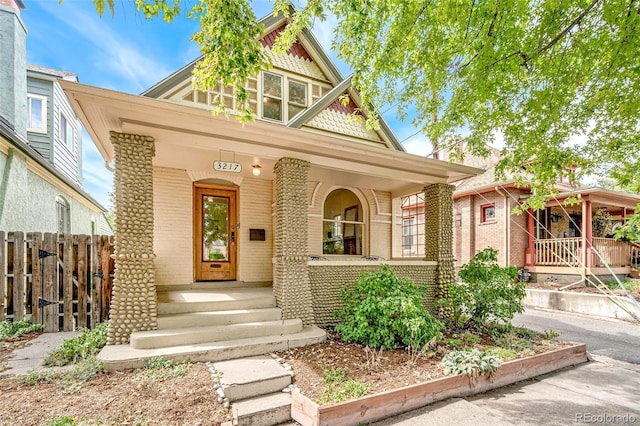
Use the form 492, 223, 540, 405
424, 183, 455, 319
108, 131, 157, 345
273, 157, 314, 326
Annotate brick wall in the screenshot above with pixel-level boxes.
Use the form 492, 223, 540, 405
239, 177, 273, 282
153, 166, 193, 286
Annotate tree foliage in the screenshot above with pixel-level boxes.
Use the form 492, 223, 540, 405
81, 0, 640, 205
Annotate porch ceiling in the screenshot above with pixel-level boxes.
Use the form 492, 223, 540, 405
61, 81, 482, 196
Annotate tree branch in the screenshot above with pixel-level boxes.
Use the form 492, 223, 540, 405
534, 0, 601, 56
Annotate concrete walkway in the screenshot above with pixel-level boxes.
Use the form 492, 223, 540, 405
1, 331, 78, 376
373, 357, 640, 425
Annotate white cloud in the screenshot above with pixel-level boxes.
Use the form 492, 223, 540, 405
402, 132, 433, 156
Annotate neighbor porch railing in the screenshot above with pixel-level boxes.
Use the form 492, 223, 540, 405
534, 237, 582, 267
534, 237, 634, 268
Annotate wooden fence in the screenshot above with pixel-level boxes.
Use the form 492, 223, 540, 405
0, 231, 114, 332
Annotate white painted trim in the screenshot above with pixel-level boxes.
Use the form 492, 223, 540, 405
371, 219, 392, 224
27, 93, 48, 134
310, 181, 322, 208
187, 169, 244, 185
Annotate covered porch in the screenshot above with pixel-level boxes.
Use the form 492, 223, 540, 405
61, 80, 480, 354
524, 189, 640, 282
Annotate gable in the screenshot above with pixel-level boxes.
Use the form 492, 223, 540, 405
142, 12, 403, 152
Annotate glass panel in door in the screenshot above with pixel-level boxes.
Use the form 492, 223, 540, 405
202, 196, 229, 261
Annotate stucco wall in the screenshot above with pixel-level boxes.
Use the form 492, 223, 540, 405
0, 145, 106, 234
308, 262, 438, 327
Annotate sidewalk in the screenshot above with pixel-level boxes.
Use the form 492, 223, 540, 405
0, 331, 78, 376
373, 356, 640, 425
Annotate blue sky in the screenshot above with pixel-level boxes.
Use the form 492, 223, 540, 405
22, 0, 433, 208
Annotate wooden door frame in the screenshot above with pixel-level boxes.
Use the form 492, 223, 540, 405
193, 182, 239, 281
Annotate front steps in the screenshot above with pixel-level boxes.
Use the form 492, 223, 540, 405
215, 356, 295, 426
98, 285, 326, 370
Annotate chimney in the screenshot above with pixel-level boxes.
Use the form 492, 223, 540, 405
0, 0, 27, 137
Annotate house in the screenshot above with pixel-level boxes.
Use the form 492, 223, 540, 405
0, 0, 111, 235
60, 10, 482, 365
450, 146, 640, 284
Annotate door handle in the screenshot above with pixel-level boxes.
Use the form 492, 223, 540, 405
231, 231, 235, 243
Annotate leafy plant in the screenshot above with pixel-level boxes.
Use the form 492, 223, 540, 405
43, 416, 84, 426
441, 349, 501, 387
0, 319, 43, 340
543, 329, 560, 340
462, 333, 481, 344
443, 248, 525, 329
493, 330, 533, 352
44, 323, 108, 366
334, 264, 443, 350
20, 356, 105, 393
445, 338, 463, 349
141, 356, 190, 381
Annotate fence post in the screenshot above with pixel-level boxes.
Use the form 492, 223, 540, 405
100, 236, 113, 322
30, 233, 42, 324
62, 234, 74, 331
42, 233, 58, 332
0, 231, 5, 322
77, 235, 89, 329
91, 234, 101, 328
13, 231, 25, 322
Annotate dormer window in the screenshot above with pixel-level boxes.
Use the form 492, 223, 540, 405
262, 72, 283, 121
60, 113, 75, 152
261, 72, 308, 123
27, 94, 47, 133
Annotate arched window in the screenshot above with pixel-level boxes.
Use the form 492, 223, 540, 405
322, 189, 364, 255
56, 196, 70, 234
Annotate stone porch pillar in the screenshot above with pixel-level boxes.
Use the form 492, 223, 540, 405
273, 157, 314, 326
424, 183, 455, 319
107, 131, 157, 345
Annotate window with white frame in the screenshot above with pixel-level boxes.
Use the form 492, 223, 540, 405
27, 94, 47, 133
261, 72, 308, 123
56, 196, 70, 234
323, 189, 364, 255
59, 113, 74, 152
401, 193, 425, 257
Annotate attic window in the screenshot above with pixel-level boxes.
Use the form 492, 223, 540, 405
261, 72, 309, 123
27, 94, 47, 133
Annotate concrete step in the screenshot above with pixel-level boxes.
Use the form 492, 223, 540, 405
157, 307, 283, 329
98, 325, 326, 370
156, 281, 272, 292
130, 319, 303, 349
214, 356, 292, 401
232, 393, 291, 426
157, 287, 276, 314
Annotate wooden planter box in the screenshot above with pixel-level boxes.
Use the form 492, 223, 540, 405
292, 344, 587, 426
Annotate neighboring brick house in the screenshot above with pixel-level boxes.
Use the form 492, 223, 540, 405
0, 0, 111, 235
450, 146, 640, 284
61, 8, 482, 359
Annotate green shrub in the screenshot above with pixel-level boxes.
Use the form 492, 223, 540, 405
44, 323, 108, 366
444, 248, 525, 329
334, 264, 443, 350
0, 319, 43, 340
441, 348, 501, 386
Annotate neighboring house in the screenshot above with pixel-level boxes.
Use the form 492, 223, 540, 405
61, 9, 482, 361
450, 146, 640, 284
0, 0, 110, 235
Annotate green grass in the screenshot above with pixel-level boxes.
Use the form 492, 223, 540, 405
44, 323, 108, 366
604, 278, 640, 292
317, 368, 369, 405
0, 319, 43, 340
486, 346, 518, 360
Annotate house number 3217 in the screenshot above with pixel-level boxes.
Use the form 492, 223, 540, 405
213, 161, 242, 173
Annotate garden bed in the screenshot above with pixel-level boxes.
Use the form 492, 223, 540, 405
289, 343, 587, 426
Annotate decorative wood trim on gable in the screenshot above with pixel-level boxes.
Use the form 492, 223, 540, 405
261, 24, 313, 62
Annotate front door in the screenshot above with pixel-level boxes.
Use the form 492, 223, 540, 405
194, 184, 238, 281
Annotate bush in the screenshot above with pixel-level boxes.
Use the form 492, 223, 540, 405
445, 248, 525, 329
0, 319, 43, 340
334, 264, 443, 350
44, 322, 108, 366
441, 348, 501, 386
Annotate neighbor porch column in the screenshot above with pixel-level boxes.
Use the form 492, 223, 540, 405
107, 131, 157, 345
525, 208, 535, 266
582, 198, 593, 269
273, 157, 314, 326
424, 183, 455, 319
